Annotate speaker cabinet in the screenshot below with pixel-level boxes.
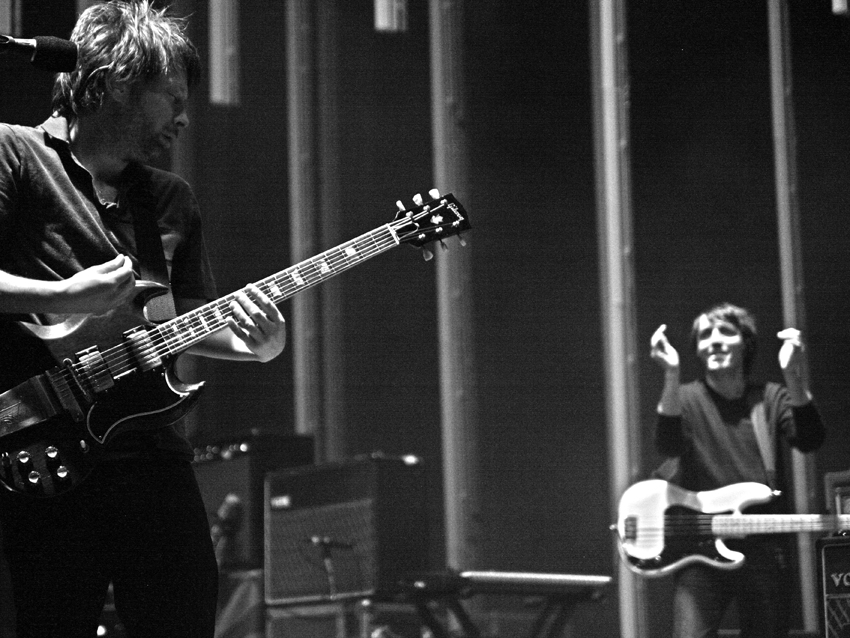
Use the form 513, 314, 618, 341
266, 600, 424, 638
193, 431, 314, 569
818, 535, 850, 638
264, 455, 428, 605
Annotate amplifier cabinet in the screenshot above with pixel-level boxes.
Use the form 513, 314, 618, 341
264, 455, 428, 605
193, 431, 314, 569
817, 534, 850, 638
266, 600, 425, 638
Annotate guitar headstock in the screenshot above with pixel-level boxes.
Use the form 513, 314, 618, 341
391, 189, 471, 253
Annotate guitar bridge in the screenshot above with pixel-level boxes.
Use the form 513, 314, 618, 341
46, 363, 85, 422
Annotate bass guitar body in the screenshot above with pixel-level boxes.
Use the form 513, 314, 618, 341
616, 479, 776, 577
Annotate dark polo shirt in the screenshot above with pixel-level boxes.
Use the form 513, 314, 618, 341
0, 116, 217, 459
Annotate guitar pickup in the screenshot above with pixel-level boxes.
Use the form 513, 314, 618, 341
123, 326, 163, 372
77, 347, 115, 394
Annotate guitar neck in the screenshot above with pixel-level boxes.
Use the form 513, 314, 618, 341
713, 513, 850, 536
150, 223, 400, 357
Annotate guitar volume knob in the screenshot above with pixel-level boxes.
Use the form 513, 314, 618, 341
16, 451, 31, 465
55, 466, 69, 480
45, 446, 59, 459
27, 471, 40, 485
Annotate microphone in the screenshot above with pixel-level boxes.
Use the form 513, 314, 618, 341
212, 493, 244, 535
210, 493, 244, 567
0, 35, 78, 72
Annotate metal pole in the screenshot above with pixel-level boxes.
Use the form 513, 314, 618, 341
317, 0, 347, 461
429, 0, 482, 575
287, 0, 324, 456
589, 1, 646, 636
766, 0, 818, 630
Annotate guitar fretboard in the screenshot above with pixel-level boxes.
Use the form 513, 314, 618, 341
150, 224, 399, 357
712, 514, 850, 536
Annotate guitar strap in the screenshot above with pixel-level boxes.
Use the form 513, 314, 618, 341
124, 166, 176, 323
749, 386, 776, 488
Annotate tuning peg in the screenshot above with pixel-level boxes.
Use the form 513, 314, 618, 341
428, 188, 441, 200
439, 240, 448, 251
412, 193, 424, 206
457, 234, 467, 247
421, 247, 434, 261
396, 200, 406, 213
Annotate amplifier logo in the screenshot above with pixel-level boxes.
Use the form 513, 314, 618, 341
830, 572, 850, 589
824, 544, 850, 596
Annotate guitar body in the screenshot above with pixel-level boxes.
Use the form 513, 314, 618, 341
0, 282, 203, 497
616, 479, 775, 577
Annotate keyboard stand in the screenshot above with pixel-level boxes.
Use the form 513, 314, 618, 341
397, 570, 612, 638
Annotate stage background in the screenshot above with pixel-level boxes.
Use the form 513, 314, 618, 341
2, 2, 849, 636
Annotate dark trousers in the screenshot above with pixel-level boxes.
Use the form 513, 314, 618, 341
671, 540, 793, 638
0, 457, 218, 638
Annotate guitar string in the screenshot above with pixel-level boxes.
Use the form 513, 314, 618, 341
106, 204, 454, 370
121, 209, 452, 364
141, 229, 400, 357
95, 232, 397, 374
50, 226, 404, 393
628, 513, 848, 537
50, 203, 462, 406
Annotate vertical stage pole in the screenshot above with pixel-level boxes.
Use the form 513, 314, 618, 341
286, 0, 324, 457
316, 0, 347, 461
589, 1, 647, 637
429, 0, 483, 576
766, 0, 818, 630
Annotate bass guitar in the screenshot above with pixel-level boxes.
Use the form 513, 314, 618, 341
616, 479, 850, 577
0, 191, 470, 497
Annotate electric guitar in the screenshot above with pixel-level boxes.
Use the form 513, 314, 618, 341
0, 191, 470, 497
616, 479, 850, 577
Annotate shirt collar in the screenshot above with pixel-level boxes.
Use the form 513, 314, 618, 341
37, 114, 147, 191
38, 114, 71, 144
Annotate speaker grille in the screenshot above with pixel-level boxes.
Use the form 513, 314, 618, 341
266, 602, 425, 638
266, 498, 377, 602
264, 456, 428, 606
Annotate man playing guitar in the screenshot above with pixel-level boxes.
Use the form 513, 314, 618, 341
0, 3, 286, 637
649, 303, 824, 638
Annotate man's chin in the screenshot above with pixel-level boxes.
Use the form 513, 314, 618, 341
706, 357, 731, 371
